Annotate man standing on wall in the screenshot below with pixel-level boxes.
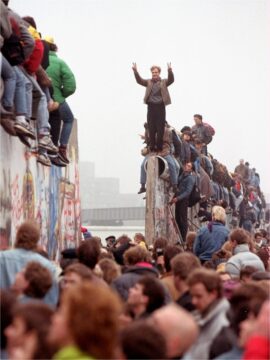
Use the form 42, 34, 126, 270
132, 63, 174, 151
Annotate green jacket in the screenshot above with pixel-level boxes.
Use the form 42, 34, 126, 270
53, 345, 94, 360
46, 51, 76, 104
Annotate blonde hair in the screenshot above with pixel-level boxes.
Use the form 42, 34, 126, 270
150, 65, 161, 73
212, 205, 226, 223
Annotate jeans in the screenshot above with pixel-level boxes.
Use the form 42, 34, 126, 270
1, 56, 16, 108
12, 66, 31, 116
140, 155, 178, 185
23, 72, 50, 135
59, 101, 74, 146
175, 198, 189, 242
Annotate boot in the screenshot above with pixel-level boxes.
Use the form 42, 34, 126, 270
58, 146, 70, 164
138, 185, 146, 194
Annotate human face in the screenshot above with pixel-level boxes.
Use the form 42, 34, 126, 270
12, 269, 29, 295
49, 303, 71, 347
151, 68, 160, 80
190, 283, 218, 313
127, 283, 147, 307
5, 316, 27, 352
194, 116, 202, 125
63, 272, 83, 289
183, 133, 191, 142
184, 162, 192, 173
219, 273, 231, 283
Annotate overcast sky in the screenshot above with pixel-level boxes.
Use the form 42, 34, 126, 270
13, 0, 270, 198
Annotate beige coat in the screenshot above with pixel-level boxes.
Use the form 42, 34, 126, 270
134, 69, 174, 105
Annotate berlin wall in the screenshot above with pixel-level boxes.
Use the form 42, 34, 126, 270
0, 119, 81, 260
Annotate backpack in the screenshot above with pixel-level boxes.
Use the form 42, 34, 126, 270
203, 122, 215, 136
188, 176, 201, 207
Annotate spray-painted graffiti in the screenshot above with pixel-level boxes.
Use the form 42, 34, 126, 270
0, 119, 81, 258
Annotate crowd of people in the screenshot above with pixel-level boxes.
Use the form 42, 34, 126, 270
0, 0, 76, 166
0, 220, 269, 359
133, 64, 268, 242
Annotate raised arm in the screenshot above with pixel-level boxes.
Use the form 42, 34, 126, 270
132, 62, 148, 87
166, 62, 174, 86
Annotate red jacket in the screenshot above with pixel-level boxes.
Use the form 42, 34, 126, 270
24, 38, 44, 74
242, 336, 269, 360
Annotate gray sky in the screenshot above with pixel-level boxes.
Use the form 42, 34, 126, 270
13, 0, 270, 198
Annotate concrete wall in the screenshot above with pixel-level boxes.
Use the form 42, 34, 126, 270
0, 119, 81, 259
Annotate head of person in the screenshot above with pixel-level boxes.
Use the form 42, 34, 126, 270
127, 276, 165, 317
163, 245, 182, 273
218, 271, 232, 283
229, 228, 250, 250
12, 261, 52, 298
150, 65, 161, 80
133, 232, 145, 245
181, 126, 192, 141
228, 282, 268, 340
254, 231, 263, 244
44, 35, 58, 51
15, 221, 40, 251
49, 283, 121, 359
239, 159, 244, 165
193, 114, 203, 125
171, 252, 201, 291
194, 139, 204, 150
187, 268, 223, 313
77, 237, 101, 269
184, 161, 193, 173
120, 320, 167, 359
105, 235, 116, 248
98, 258, 121, 284
0, 290, 17, 352
151, 304, 199, 358
123, 245, 150, 266
62, 263, 93, 289
5, 303, 55, 359
22, 16, 37, 29
240, 266, 258, 283
115, 234, 132, 248
212, 205, 226, 224
186, 231, 197, 252
152, 237, 168, 261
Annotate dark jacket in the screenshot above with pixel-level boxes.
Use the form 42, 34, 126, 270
193, 222, 230, 261
133, 69, 174, 105
176, 172, 196, 202
111, 263, 159, 301
191, 123, 213, 145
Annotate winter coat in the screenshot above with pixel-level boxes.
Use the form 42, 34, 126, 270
176, 171, 196, 202
191, 124, 212, 145
133, 69, 174, 105
183, 298, 230, 360
23, 26, 44, 74
46, 51, 76, 103
111, 263, 159, 301
225, 244, 265, 278
199, 167, 214, 200
193, 222, 230, 261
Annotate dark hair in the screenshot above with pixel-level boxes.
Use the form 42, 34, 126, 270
120, 320, 167, 359
12, 303, 55, 359
240, 266, 258, 280
187, 268, 223, 298
64, 263, 93, 280
77, 238, 101, 269
24, 261, 52, 298
230, 228, 250, 245
164, 245, 182, 272
15, 221, 40, 250
22, 16, 37, 29
137, 276, 165, 313
0, 290, 17, 350
171, 252, 201, 280
194, 114, 203, 120
48, 42, 58, 52
153, 237, 168, 261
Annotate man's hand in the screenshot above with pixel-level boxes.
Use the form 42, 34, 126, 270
132, 62, 137, 71
167, 62, 172, 71
169, 197, 178, 205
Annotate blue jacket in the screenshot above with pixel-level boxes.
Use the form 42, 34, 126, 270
0, 248, 59, 306
193, 222, 230, 261
176, 172, 196, 201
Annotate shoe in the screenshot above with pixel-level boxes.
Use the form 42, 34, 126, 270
58, 146, 70, 164
0, 117, 17, 136
38, 135, 58, 154
17, 134, 31, 147
50, 155, 67, 167
14, 120, 36, 139
138, 186, 146, 194
37, 153, 51, 167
